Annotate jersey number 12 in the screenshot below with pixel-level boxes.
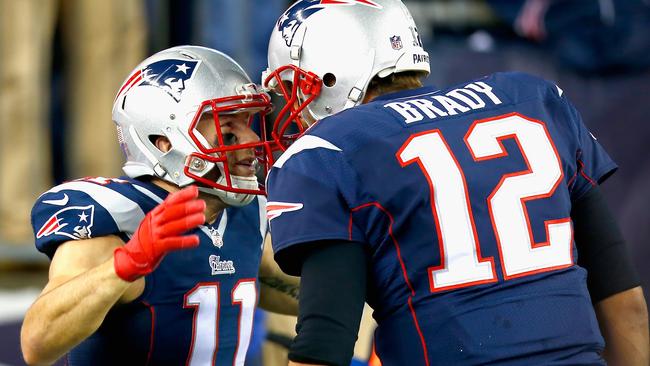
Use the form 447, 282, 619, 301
397, 113, 573, 292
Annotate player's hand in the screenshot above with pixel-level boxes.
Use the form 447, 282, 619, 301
114, 186, 206, 281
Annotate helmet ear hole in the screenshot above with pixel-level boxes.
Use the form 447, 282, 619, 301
150, 135, 171, 153
323, 73, 337, 87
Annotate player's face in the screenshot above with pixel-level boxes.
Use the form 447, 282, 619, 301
195, 111, 260, 177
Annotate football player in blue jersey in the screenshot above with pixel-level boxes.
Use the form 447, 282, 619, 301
21, 46, 299, 366
261, 1, 649, 365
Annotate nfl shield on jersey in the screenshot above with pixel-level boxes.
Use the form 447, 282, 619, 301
267, 72, 616, 365
31, 177, 267, 366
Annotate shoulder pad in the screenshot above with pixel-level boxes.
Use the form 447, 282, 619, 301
31, 178, 150, 258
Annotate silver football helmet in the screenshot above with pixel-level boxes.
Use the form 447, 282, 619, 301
262, 0, 430, 144
113, 46, 277, 206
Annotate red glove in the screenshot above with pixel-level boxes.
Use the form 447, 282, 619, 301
114, 186, 206, 281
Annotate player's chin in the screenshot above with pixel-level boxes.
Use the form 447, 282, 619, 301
193, 165, 254, 190
192, 168, 220, 189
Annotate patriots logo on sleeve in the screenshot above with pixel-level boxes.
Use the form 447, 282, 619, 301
278, 0, 382, 46
115, 59, 201, 102
266, 202, 304, 221
36, 205, 95, 240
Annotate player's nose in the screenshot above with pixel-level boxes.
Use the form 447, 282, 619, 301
238, 127, 261, 144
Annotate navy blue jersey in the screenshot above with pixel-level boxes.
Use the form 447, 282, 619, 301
267, 72, 616, 365
31, 177, 267, 366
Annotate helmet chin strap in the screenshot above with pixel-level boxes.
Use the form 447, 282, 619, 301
198, 174, 257, 207
343, 49, 376, 111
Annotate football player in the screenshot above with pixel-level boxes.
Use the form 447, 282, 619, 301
261, 1, 649, 365
21, 46, 298, 366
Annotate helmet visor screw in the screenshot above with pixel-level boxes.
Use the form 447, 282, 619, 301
190, 157, 207, 171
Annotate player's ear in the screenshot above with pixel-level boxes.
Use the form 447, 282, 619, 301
151, 135, 172, 153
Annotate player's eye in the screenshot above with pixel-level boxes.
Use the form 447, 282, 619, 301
222, 133, 237, 146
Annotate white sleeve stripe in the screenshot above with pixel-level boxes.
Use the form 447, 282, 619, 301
46, 181, 145, 235
273, 135, 342, 168
133, 185, 164, 204
257, 196, 268, 239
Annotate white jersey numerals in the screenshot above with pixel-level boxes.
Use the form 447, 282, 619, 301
397, 113, 572, 292
398, 130, 496, 291
184, 280, 257, 366
231, 280, 257, 366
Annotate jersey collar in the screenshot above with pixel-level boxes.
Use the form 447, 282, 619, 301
372, 85, 438, 102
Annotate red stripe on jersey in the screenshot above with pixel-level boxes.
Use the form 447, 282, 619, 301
141, 301, 156, 366
350, 202, 430, 366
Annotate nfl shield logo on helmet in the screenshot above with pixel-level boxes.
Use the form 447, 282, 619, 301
390, 35, 403, 50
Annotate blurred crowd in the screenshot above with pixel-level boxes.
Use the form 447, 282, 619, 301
0, 0, 289, 244
0, 0, 649, 364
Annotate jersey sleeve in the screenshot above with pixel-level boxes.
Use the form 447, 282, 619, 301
556, 89, 618, 200
31, 180, 147, 259
266, 136, 363, 268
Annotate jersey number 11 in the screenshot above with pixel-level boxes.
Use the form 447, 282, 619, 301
184, 279, 257, 365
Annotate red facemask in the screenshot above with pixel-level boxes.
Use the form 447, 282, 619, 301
263, 64, 323, 151
184, 92, 281, 195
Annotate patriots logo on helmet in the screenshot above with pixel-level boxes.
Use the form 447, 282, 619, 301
278, 0, 382, 47
115, 59, 201, 103
36, 205, 95, 240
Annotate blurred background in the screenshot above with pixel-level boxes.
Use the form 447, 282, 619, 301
0, 0, 649, 365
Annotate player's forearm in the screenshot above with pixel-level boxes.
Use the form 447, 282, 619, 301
595, 286, 649, 366
21, 259, 132, 365
259, 235, 300, 315
259, 275, 300, 315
